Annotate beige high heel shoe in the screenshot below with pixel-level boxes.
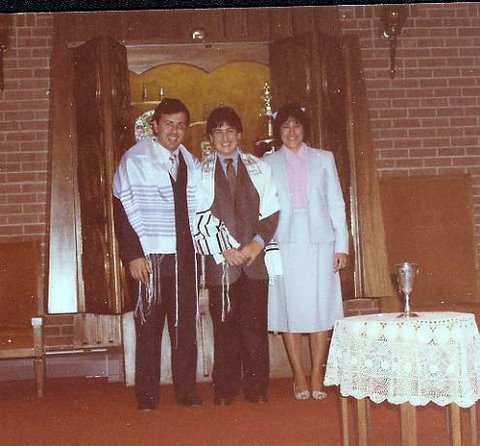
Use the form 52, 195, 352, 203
293, 383, 310, 400
311, 389, 327, 400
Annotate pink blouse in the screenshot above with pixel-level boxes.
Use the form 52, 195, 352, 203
284, 144, 307, 209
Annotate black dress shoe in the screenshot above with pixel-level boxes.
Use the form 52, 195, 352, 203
177, 394, 203, 407
214, 395, 233, 406
137, 400, 157, 411
246, 395, 268, 404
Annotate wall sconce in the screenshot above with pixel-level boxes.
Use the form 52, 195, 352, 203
0, 15, 13, 91
190, 28, 206, 43
380, 4, 408, 79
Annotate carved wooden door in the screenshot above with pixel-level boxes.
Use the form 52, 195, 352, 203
73, 36, 134, 314
269, 31, 355, 299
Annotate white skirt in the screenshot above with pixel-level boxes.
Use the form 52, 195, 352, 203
268, 209, 344, 333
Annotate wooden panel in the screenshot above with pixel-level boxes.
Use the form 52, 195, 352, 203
313, 7, 342, 37
380, 175, 479, 306
268, 8, 294, 41
245, 8, 275, 41
291, 7, 316, 35
124, 10, 188, 43
54, 8, 343, 45
58, 11, 125, 43
313, 33, 355, 298
47, 28, 79, 314
74, 38, 110, 313
186, 9, 225, 41
342, 35, 397, 308
73, 36, 132, 314
269, 33, 311, 112
223, 8, 248, 40
269, 31, 355, 300
0, 241, 40, 327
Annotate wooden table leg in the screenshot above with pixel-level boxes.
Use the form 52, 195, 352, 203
400, 402, 417, 446
471, 404, 477, 446
340, 396, 349, 446
448, 403, 461, 446
356, 398, 368, 446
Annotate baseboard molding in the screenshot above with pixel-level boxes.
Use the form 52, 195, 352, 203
0, 349, 124, 383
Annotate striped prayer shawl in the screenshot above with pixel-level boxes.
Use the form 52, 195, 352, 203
112, 137, 199, 255
194, 150, 282, 276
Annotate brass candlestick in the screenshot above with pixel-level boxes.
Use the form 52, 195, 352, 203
254, 81, 275, 156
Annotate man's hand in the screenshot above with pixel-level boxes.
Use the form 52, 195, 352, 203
222, 248, 248, 266
240, 240, 263, 267
333, 253, 348, 272
129, 257, 151, 283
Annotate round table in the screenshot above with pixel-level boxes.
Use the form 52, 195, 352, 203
325, 312, 480, 445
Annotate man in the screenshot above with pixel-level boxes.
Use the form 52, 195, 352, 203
112, 98, 201, 410
195, 106, 280, 406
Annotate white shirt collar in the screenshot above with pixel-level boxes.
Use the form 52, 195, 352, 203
152, 136, 180, 161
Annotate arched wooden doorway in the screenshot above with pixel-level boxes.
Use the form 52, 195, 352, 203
47, 9, 395, 382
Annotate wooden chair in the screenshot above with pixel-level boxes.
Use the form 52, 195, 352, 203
0, 241, 45, 397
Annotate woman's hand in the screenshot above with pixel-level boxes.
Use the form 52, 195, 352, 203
333, 253, 348, 272
129, 257, 151, 283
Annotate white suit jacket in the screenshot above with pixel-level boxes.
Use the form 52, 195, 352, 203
264, 145, 349, 254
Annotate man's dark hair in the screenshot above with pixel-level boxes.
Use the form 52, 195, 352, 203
272, 103, 310, 148
206, 106, 243, 135
152, 97, 190, 125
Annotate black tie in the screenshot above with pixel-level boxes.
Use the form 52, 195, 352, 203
225, 158, 236, 199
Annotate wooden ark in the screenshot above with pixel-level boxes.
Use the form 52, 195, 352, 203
41, 7, 395, 381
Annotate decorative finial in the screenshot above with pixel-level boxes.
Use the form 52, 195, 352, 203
260, 81, 273, 138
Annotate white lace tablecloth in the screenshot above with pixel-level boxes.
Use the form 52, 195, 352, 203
324, 312, 480, 408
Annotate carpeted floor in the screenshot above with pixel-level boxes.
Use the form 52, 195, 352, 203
0, 377, 476, 445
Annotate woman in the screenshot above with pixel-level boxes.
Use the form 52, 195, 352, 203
264, 103, 348, 400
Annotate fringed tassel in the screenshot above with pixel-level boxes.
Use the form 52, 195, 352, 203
174, 252, 179, 349
221, 261, 231, 322
134, 255, 163, 325
195, 254, 200, 323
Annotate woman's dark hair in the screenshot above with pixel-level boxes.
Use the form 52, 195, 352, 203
152, 97, 190, 125
206, 106, 243, 135
272, 103, 310, 147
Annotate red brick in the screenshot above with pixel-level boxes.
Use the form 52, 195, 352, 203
437, 107, 464, 117
450, 117, 477, 127
424, 158, 453, 167
408, 128, 435, 138
7, 214, 39, 224
394, 138, 423, 149
410, 148, 438, 158
409, 105, 440, 117
452, 157, 480, 166
420, 118, 450, 127
23, 223, 46, 234
22, 204, 45, 214
440, 147, 467, 156
379, 149, 409, 159
396, 159, 425, 168
437, 127, 466, 137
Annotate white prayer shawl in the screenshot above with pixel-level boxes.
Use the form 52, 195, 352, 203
112, 137, 199, 256
194, 150, 282, 276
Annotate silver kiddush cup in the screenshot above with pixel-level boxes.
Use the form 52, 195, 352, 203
395, 262, 419, 317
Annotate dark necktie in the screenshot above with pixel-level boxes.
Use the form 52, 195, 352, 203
225, 158, 236, 199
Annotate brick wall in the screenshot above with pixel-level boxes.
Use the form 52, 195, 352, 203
0, 13, 53, 243
0, 5, 479, 265
340, 3, 480, 254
